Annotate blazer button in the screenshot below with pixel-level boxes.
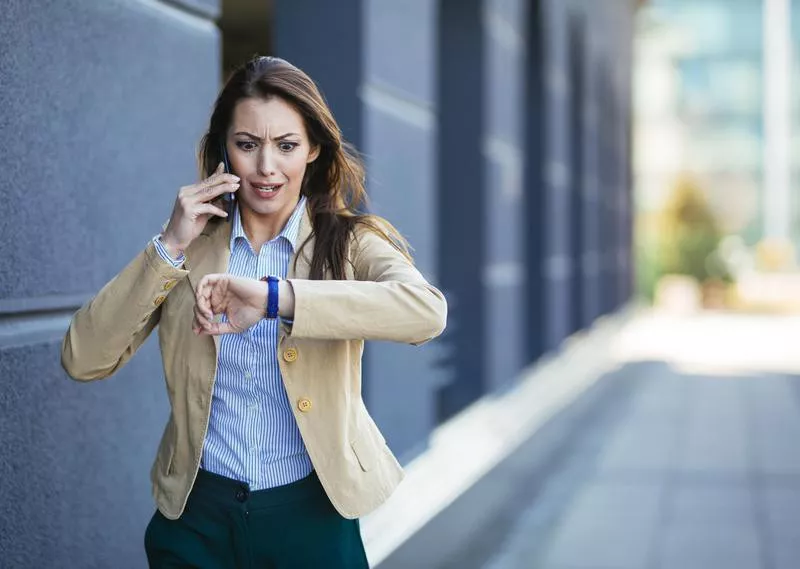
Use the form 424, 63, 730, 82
298, 398, 312, 412
162, 280, 177, 291
283, 348, 298, 362
154, 295, 167, 306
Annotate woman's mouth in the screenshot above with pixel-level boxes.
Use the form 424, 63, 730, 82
252, 183, 284, 198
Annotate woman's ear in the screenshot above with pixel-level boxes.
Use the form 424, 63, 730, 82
307, 144, 320, 164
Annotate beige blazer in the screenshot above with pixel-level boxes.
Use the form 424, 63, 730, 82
61, 204, 447, 520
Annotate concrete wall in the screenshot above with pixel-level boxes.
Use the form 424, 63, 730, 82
360, 0, 447, 459
540, 0, 634, 349
0, 1, 219, 566
438, 0, 635, 416
483, 0, 528, 392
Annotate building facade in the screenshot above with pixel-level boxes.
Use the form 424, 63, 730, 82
636, 0, 800, 260
0, 0, 635, 565
635, 1, 765, 242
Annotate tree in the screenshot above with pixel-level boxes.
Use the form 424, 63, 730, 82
658, 176, 730, 284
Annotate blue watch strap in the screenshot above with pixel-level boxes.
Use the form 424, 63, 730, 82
261, 276, 280, 319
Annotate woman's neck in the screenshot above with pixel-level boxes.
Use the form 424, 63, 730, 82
238, 200, 299, 251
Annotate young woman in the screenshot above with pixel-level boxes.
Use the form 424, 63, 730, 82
61, 55, 447, 568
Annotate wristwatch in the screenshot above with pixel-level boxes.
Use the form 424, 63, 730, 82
261, 276, 279, 319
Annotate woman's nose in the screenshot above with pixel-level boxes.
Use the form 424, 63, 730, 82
258, 147, 277, 177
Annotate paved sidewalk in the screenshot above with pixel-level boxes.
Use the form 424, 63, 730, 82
378, 312, 800, 569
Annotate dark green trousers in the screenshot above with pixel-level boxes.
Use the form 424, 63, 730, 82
144, 469, 370, 568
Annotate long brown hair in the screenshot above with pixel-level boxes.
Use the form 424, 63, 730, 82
197, 55, 410, 279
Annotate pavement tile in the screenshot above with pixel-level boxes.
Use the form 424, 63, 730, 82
657, 523, 763, 569
753, 430, 800, 475
597, 426, 680, 474
538, 480, 662, 569
667, 482, 755, 526
678, 413, 750, 474
767, 533, 800, 569
762, 485, 800, 529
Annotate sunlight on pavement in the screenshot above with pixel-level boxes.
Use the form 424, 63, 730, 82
611, 309, 800, 376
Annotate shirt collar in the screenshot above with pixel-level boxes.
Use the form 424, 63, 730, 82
230, 196, 307, 252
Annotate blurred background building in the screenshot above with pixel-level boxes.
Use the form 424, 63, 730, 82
635, 0, 766, 242
1, 0, 635, 567
635, 0, 800, 310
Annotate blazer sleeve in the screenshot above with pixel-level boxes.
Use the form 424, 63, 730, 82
61, 241, 189, 381
286, 224, 447, 345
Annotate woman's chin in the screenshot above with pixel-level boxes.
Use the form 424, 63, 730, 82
240, 195, 296, 217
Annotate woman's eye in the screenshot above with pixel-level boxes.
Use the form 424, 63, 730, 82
236, 141, 257, 151
279, 142, 298, 152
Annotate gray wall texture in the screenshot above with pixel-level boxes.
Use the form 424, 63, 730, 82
0, 0, 634, 567
1, 1, 219, 567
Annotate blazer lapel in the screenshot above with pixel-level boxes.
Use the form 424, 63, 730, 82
288, 201, 314, 280
186, 219, 232, 290
185, 202, 311, 351
185, 219, 232, 353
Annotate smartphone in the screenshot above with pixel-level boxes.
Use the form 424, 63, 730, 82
220, 142, 234, 222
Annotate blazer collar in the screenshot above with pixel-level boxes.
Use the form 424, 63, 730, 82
186, 198, 314, 289
186, 218, 232, 293
184, 199, 315, 321
290, 201, 314, 280
183, 202, 314, 352
182, 219, 231, 353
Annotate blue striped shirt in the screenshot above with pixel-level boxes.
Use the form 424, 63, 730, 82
154, 198, 313, 489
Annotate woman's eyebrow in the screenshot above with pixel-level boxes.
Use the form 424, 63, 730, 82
234, 131, 300, 141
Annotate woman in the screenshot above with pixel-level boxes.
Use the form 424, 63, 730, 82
61, 55, 447, 568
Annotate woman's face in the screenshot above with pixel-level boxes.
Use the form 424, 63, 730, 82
226, 96, 319, 222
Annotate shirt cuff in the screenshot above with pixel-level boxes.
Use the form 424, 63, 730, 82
280, 317, 294, 334
152, 234, 185, 268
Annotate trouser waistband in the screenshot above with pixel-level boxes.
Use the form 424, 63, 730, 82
192, 468, 325, 510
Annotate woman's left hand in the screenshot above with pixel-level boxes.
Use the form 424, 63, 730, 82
193, 274, 267, 335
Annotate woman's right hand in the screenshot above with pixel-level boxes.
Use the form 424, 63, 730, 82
161, 162, 240, 256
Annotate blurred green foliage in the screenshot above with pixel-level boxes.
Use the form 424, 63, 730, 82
635, 232, 663, 302
636, 176, 732, 301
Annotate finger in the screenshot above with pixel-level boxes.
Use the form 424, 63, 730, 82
198, 171, 239, 190
193, 304, 213, 329
197, 273, 220, 294
193, 180, 240, 203
192, 301, 217, 334
197, 162, 225, 194
214, 322, 237, 335
192, 304, 208, 331
195, 279, 214, 319
196, 275, 223, 319
197, 296, 215, 323
192, 314, 203, 335
199, 320, 236, 336
195, 315, 215, 336
197, 293, 216, 322
192, 203, 229, 219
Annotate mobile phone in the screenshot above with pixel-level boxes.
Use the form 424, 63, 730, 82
220, 142, 234, 222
